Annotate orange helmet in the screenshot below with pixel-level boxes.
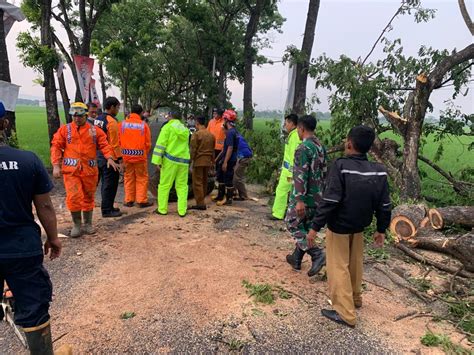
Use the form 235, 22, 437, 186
223, 109, 237, 122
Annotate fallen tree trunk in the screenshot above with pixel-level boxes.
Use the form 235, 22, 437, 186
411, 229, 474, 272
390, 204, 427, 240
428, 206, 474, 230
396, 243, 474, 278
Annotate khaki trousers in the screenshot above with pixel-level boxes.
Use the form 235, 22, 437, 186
192, 166, 209, 206
326, 229, 364, 326
233, 158, 251, 199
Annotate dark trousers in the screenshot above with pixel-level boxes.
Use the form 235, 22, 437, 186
99, 161, 120, 213
0, 255, 52, 328
216, 160, 236, 187
192, 166, 209, 206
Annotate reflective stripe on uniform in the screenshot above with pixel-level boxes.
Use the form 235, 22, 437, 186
122, 149, 145, 156
341, 169, 387, 176
121, 122, 145, 135
63, 158, 78, 166
164, 152, 190, 164
67, 124, 72, 144
89, 160, 97, 167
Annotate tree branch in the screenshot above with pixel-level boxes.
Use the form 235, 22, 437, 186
434, 62, 474, 89
458, 0, 474, 36
418, 155, 474, 195
378, 105, 407, 134
428, 43, 474, 91
360, 2, 404, 66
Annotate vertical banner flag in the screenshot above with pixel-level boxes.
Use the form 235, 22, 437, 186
73, 55, 94, 103
90, 78, 101, 108
0, 81, 20, 111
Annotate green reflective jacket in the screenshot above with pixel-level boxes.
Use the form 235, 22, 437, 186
151, 119, 190, 166
282, 128, 302, 176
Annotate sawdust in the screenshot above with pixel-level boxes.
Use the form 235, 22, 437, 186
1, 184, 470, 353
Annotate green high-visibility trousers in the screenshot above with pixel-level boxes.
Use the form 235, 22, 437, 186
271, 170, 292, 219
157, 158, 189, 216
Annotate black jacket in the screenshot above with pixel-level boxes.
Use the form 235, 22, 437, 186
311, 154, 391, 234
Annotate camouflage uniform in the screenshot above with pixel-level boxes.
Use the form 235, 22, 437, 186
285, 136, 327, 250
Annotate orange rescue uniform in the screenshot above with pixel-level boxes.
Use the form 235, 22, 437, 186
104, 114, 122, 160
119, 113, 151, 204
51, 122, 114, 212
207, 116, 226, 151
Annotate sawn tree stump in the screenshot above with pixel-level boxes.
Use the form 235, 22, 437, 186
390, 204, 427, 240
428, 206, 474, 230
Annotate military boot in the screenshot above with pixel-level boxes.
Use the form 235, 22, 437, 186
70, 211, 82, 238
307, 247, 326, 277
24, 321, 54, 355
286, 246, 305, 270
213, 183, 226, 202
82, 210, 95, 235
217, 187, 234, 206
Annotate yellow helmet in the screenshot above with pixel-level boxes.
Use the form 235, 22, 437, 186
69, 102, 88, 116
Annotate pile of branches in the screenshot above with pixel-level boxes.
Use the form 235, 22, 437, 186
390, 204, 474, 278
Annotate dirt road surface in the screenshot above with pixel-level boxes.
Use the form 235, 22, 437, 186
1, 184, 467, 353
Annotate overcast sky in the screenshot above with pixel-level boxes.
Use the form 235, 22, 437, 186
5, 0, 474, 114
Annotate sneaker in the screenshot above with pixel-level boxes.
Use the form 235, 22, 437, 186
154, 210, 167, 216
189, 205, 206, 210
321, 309, 355, 328
138, 202, 154, 208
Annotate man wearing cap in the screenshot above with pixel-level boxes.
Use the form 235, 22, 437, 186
0, 101, 62, 354
151, 111, 190, 217
215, 109, 239, 206
51, 102, 119, 237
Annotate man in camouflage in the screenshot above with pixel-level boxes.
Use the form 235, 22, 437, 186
285, 114, 327, 277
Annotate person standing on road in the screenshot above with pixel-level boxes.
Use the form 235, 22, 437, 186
189, 115, 215, 210
307, 125, 391, 328
151, 112, 190, 217
207, 108, 226, 158
51, 102, 119, 237
0, 102, 62, 354
270, 114, 301, 220
233, 132, 253, 201
94, 97, 123, 218
119, 104, 153, 208
285, 115, 327, 277
214, 109, 239, 206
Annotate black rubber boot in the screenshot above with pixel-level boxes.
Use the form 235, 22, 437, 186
286, 246, 306, 270
24, 322, 54, 355
217, 187, 234, 206
307, 247, 326, 277
213, 183, 226, 202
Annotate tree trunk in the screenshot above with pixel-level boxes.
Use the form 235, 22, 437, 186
389, 204, 427, 240
428, 206, 474, 230
41, 0, 60, 143
243, 0, 266, 130
217, 58, 227, 107
57, 71, 71, 123
99, 61, 107, 103
412, 228, 474, 272
292, 0, 320, 115
0, 8, 16, 135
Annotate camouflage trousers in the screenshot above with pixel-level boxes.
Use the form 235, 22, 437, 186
285, 204, 320, 251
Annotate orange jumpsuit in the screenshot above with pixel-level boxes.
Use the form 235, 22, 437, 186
51, 122, 114, 212
207, 116, 226, 152
119, 113, 151, 204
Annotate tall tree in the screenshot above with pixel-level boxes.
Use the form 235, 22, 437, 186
0, 6, 17, 135
292, 0, 320, 115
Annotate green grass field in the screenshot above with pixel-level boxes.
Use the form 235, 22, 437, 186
13, 106, 473, 204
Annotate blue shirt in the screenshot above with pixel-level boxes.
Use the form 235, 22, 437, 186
0, 146, 54, 259
237, 134, 253, 159
222, 128, 239, 163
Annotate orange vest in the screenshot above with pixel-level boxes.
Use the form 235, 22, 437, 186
207, 117, 226, 151
51, 122, 113, 176
119, 113, 151, 163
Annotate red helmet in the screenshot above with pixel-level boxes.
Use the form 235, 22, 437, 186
223, 109, 237, 122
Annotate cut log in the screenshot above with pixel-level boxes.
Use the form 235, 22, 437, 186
428, 206, 474, 230
412, 228, 474, 273
390, 204, 427, 240
420, 217, 430, 228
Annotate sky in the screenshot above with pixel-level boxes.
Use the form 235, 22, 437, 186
4, 0, 474, 114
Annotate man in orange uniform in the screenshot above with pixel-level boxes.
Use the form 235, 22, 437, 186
94, 97, 123, 217
51, 102, 119, 237
119, 104, 153, 208
207, 108, 226, 157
